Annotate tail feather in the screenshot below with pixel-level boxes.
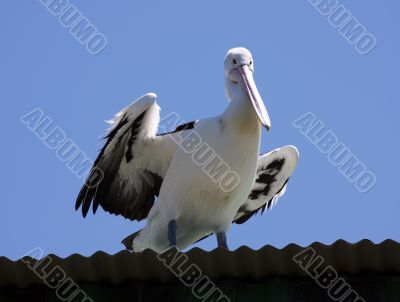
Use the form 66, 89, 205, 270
121, 230, 141, 251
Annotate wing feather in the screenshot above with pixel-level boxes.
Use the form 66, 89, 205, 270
234, 145, 299, 224
75, 93, 198, 221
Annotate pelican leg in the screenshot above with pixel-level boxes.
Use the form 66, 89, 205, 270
168, 220, 177, 247
216, 232, 228, 249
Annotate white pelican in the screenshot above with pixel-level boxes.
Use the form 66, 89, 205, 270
76, 47, 299, 252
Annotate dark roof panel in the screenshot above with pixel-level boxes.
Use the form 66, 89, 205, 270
1, 240, 399, 289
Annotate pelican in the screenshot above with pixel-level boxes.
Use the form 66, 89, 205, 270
76, 47, 299, 252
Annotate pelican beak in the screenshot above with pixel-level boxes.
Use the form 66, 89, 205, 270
230, 65, 271, 130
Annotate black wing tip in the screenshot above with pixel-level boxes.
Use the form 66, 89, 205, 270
75, 197, 89, 218
81, 198, 92, 218
75, 195, 82, 210
75, 190, 85, 213
75, 184, 95, 218
92, 201, 99, 214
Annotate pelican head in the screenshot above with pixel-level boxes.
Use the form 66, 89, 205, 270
224, 47, 271, 130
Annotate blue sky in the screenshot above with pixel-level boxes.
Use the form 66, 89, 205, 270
1, 1, 399, 260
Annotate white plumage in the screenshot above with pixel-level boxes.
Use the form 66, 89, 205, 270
76, 48, 299, 252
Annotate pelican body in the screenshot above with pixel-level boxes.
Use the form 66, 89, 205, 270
76, 48, 299, 252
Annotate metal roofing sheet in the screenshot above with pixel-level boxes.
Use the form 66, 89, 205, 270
1, 240, 399, 289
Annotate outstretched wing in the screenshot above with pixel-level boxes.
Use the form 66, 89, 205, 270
75, 93, 197, 221
234, 145, 299, 224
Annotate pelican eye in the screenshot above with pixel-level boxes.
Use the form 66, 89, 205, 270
250, 60, 253, 65
232, 59, 238, 65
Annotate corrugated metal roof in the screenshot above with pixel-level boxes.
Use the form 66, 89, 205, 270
1, 240, 399, 289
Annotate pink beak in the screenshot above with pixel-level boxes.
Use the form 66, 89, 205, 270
230, 65, 271, 130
